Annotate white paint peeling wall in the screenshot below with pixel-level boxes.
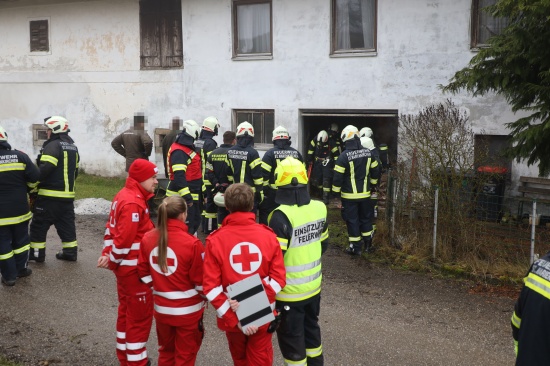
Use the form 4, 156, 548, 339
0, 0, 540, 183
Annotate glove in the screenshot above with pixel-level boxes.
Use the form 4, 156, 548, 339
216, 183, 229, 193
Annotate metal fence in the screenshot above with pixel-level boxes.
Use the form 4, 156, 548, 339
383, 173, 550, 267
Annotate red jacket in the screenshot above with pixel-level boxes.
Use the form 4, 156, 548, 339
102, 177, 155, 277
203, 212, 286, 331
137, 219, 206, 326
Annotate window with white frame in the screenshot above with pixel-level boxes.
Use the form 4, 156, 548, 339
232, 0, 272, 59
331, 0, 377, 55
30, 19, 49, 53
234, 109, 274, 146
471, 0, 508, 48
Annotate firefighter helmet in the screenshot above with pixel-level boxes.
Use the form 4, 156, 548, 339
44, 116, 69, 134
202, 116, 220, 134
272, 125, 290, 141
274, 156, 308, 188
236, 121, 254, 137
316, 130, 328, 143
330, 123, 339, 132
341, 125, 359, 142
360, 127, 373, 138
214, 191, 225, 207
0, 126, 7, 141
361, 137, 375, 150
182, 119, 200, 140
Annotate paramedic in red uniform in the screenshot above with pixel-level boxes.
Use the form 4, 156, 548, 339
97, 159, 158, 366
203, 183, 286, 366
138, 195, 205, 365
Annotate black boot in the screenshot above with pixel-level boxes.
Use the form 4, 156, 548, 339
344, 242, 362, 257
17, 268, 33, 278
28, 248, 45, 263
323, 191, 330, 205
363, 237, 375, 254
56, 250, 77, 262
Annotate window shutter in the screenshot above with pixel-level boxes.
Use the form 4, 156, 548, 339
140, 1, 161, 68
30, 20, 49, 52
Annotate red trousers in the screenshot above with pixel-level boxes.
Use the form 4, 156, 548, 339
116, 273, 153, 366
225, 328, 273, 366
156, 318, 204, 366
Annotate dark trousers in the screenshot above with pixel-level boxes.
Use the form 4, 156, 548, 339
217, 207, 229, 228
259, 187, 279, 225
341, 198, 372, 250
187, 192, 201, 235
29, 197, 77, 257
203, 191, 218, 234
276, 294, 323, 366
0, 221, 30, 281
311, 160, 334, 203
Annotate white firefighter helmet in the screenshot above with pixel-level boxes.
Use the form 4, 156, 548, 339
182, 119, 200, 140
360, 127, 373, 138
202, 116, 220, 133
44, 116, 69, 134
341, 125, 359, 142
272, 125, 290, 141
236, 121, 254, 137
214, 191, 225, 207
316, 130, 328, 143
0, 126, 7, 141
330, 123, 339, 132
361, 137, 375, 150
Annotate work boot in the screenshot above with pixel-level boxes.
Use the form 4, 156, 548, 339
344, 243, 362, 257
28, 248, 45, 263
323, 191, 330, 205
1, 277, 16, 286
17, 268, 32, 278
363, 238, 375, 254
56, 251, 77, 262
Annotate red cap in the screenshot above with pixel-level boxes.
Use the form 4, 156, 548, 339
129, 159, 158, 182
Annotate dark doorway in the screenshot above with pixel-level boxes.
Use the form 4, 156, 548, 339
300, 110, 398, 165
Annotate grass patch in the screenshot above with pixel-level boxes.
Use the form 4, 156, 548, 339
0, 356, 22, 366
75, 173, 125, 201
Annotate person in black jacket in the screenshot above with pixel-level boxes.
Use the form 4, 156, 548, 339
511, 251, 550, 365
0, 126, 39, 286
224, 122, 263, 213
259, 126, 304, 224
206, 131, 236, 228
332, 125, 380, 256
307, 130, 340, 205
29, 116, 80, 262
195, 116, 220, 234
162, 117, 181, 178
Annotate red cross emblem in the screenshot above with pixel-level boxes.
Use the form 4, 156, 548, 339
150, 247, 178, 275
230, 242, 262, 275
152, 256, 175, 267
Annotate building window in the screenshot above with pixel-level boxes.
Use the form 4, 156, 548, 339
471, 0, 508, 48
139, 0, 183, 69
331, 0, 377, 55
232, 0, 272, 59
234, 109, 274, 146
30, 19, 49, 52
474, 134, 512, 173
154, 128, 170, 154
32, 124, 48, 146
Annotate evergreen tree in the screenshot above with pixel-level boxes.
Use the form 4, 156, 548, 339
443, 0, 550, 176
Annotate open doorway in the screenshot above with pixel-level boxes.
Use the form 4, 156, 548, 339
299, 109, 398, 165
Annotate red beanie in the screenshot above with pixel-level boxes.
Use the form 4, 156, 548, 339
128, 159, 158, 182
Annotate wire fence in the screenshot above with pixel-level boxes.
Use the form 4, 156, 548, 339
382, 171, 550, 269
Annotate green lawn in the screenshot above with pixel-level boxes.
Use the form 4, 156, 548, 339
75, 172, 126, 201
0, 356, 21, 366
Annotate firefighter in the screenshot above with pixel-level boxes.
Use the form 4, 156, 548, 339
206, 131, 236, 227
333, 125, 380, 256
165, 120, 202, 235
29, 116, 80, 262
268, 156, 329, 366
306, 130, 339, 205
137, 195, 205, 365
0, 126, 39, 286
203, 183, 286, 366
97, 158, 158, 366
225, 122, 264, 212
328, 123, 342, 154
162, 117, 182, 178
511, 251, 550, 365
259, 126, 304, 225
360, 136, 382, 247
195, 116, 220, 234
111, 113, 153, 172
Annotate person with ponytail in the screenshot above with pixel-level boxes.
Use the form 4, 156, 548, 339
137, 195, 206, 365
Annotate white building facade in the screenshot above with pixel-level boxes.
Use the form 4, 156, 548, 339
0, 0, 538, 185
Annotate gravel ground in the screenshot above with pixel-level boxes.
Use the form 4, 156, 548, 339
0, 213, 517, 366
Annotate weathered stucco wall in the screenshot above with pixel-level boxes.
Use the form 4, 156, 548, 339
0, 0, 540, 182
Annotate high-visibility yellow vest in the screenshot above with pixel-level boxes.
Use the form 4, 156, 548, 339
274, 201, 327, 302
